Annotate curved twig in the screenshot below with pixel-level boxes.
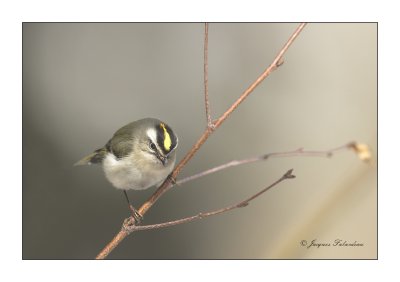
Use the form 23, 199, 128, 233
176, 142, 355, 186
95, 23, 307, 260
124, 169, 295, 233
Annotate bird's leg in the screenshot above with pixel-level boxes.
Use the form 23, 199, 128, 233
123, 190, 143, 224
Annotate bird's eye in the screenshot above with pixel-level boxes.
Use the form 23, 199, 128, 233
149, 141, 156, 151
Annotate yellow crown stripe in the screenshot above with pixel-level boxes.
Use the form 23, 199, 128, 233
160, 123, 172, 151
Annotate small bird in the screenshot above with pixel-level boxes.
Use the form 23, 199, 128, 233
75, 118, 178, 223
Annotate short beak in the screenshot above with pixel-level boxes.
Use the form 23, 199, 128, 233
157, 154, 167, 166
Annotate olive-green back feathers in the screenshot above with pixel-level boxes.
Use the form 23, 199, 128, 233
105, 122, 135, 159
74, 122, 136, 166
74, 118, 177, 166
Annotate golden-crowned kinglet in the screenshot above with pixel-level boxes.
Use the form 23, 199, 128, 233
75, 118, 178, 222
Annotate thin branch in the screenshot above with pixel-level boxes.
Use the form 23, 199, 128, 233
124, 169, 295, 233
176, 142, 355, 186
204, 23, 212, 128
213, 23, 307, 128
95, 141, 366, 259
95, 23, 307, 260
140, 22, 308, 215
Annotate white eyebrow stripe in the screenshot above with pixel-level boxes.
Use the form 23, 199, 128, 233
146, 127, 164, 154
146, 128, 157, 144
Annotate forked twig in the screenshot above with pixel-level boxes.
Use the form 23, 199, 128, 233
176, 142, 357, 186
95, 23, 307, 259
139, 23, 307, 215
124, 169, 295, 233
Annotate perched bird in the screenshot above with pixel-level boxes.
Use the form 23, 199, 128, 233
75, 118, 178, 222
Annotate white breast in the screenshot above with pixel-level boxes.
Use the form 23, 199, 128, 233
102, 152, 175, 190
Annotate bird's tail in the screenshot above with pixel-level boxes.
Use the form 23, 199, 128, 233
74, 147, 107, 166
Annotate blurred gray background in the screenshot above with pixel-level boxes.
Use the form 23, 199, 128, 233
23, 23, 377, 259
